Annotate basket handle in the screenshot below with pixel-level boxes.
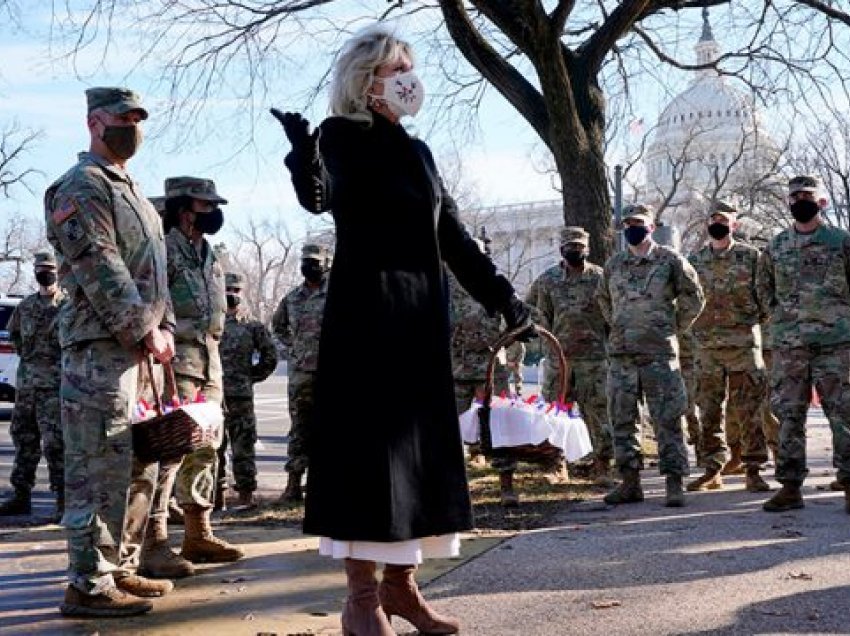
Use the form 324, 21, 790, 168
143, 356, 179, 416
482, 324, 571, 408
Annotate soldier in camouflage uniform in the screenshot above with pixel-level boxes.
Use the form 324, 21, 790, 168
216, 272, 278, 509
687, 202, 771, 494
677, 328, 703, 467
526, 227, 613, 485
45, 87, 175, 616
448, 238, 519, 506
273, 243, 330, 503
138, 176, 243, 579
505, 341, 525, 396
763, 176, 850, 514
0, 252, 65, 518
598, 205, 705, 507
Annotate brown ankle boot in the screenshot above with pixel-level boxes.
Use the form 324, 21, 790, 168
744, 465, 771, 492
687, 469, 723, 492
181, 504, 244, 563
342, 559, 394, 636
604, 468, 644, 504
763, 482, 804, 512
139, 515, 195, 579
499, 471, 519, 507
380, 564, 459, 634
721, 445, 744, 475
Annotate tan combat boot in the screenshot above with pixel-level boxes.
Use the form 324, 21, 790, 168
603, 468, 644, 505
181, 504, 244, 563
115, 573, 174, 597
341, 559, 395, 636
279, 470, 304, 504
139, 515, 196, 579
665, 474, 685, 507
721, 444, 744, 475
763, 482, 804, 512
687, 468, 724, 492
499, 471, 519, 508
60, 585, 152, 617
380, 564, 460, 634
744, 465, 771, 492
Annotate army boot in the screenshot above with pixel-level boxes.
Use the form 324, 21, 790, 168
139, 515, 195, 579
744, 465, 771, 493
721, 444, 744, 475
279, 470, 304, 504
181, 504, 244, 563
603, 468, 644, 505
665, 474, 685, 507
234, 490, 257, 511
115, 573, 174, 598
0, 489, 31, 515
499, 471, 519, 508
59, 585, 152, 617
763, 482, 804, 512
687, 468, 723, 492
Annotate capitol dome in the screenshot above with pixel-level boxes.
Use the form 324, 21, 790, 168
643, 8, 780, 237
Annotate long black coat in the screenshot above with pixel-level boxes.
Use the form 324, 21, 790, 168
287, 113, 514, 541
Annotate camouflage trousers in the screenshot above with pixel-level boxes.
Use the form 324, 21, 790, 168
607, 355, 689, 476
761, 349, 780, 455
9, 387, 63, 494
545, 358, 613, 462
216, 396, 258, 493
772, 344, 850, 485
695, 347, 768, 471
679, 354, 702, 453
61, 339, 139, 594
286, 369, 316, 474
146, 371, 222, 527
455, 376, 516, 473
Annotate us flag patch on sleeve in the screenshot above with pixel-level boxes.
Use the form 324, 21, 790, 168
52, 198, 79, 225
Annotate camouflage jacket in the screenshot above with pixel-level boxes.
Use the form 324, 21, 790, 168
220, 307, 279, 398
765, 223, 850, 349
7, 289, 66, 390
448, 272, 506, 383
272, 277, 327, 373
44, 152, 173, 350
166, 228, 227, 378
599, 242, 705, 358
688, 240, 770, 350
526, 261, 607, 363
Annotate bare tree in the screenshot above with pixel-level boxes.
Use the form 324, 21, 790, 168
0, 212, 49, 294
0, 123, 41, 199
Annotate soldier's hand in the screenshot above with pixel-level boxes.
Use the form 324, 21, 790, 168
270, 109, 313, 149
144, 328, 175, 363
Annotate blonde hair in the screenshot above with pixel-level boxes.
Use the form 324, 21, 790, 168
329, 25, 414, 124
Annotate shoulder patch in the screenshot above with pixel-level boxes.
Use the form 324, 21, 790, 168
52, 198, 79, 225
62, 216, 85, 243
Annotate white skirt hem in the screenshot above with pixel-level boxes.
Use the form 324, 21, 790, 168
318, 533, 460, 565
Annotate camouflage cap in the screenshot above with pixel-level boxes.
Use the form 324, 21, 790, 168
164, 176, 228, 205
560, 226, 590, 246
623, 203, 654, 225
788, 175, 819, 195
301, 243, 330, 261
33, 250, 57, 270
148, 196, 166, 215
86, 87, 148, 120
709, 199, 737, 221
225, 272, 245, 289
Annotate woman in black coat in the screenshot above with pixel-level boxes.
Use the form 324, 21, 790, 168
273, 26, 531, 636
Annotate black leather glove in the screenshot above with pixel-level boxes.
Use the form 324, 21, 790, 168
501, 296, 536, 342
270, 108, 315, 150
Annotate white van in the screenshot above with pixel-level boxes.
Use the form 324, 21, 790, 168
0, 295, 22, 402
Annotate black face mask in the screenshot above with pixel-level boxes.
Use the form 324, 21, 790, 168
301, 261, 325, 283
790, 199, 819, 224
561, 248, 587, 267
35, 271, 57, 287
193, 208, 224, 235
624, 226, 649, 247
101, 124, 141, 160
226, 294, 241, 309
707, 222, 731, 240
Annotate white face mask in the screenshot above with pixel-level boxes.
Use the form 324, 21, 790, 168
372, 70, 424, 118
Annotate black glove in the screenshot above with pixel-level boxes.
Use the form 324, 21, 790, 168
501, 296, 536, 342
270, 108, 315, 151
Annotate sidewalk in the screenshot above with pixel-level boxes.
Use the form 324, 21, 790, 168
0, 408, 847, 635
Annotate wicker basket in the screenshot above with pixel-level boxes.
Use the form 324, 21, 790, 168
132, 357, 219, 464
479, 324, 572, 464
